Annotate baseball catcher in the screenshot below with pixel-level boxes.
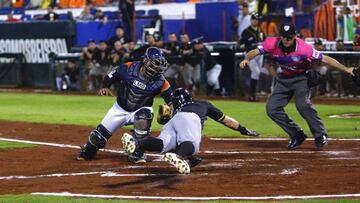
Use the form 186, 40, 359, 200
77, 47, 173, 163
122, 88, 259, 174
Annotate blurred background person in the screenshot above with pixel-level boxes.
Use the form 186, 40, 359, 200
110, 40, 126, 66
77, 5, 94, 21
237, 3, 251, 41
60, 60, 81, 91
5, 12, 21, 22
162, 33, 181, 88
108, 26, 130, 50
239, 13, 265, 101
43, 6, 58, 21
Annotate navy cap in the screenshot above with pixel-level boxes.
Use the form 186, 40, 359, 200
280, 24, 296, 38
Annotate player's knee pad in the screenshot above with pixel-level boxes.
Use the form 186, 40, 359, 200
88, 124, 112, 149
134, 108, 153, 139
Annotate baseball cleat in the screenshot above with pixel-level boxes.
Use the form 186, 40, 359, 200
288, 132, 307, 150
127, 153, 147, 164
163, 152, 190, 174
315, 134, 328, 148
188, 155, 202, 168
121, 133, 136, 154
76, 145, 93, 161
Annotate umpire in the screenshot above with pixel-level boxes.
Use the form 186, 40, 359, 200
240, 24, 355, 149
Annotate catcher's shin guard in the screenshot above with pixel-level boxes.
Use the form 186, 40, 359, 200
77, 124, 112, 160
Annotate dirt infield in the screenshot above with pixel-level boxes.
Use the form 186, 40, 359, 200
1, 120, 360, 200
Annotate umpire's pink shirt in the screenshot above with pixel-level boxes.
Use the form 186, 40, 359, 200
257, 37, 322, 76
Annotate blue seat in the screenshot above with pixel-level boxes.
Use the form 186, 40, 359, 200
0, 7, 12, 15
59, 13, 68, 20
103, 11, 118, 19
136, 10, 146, 17
147, 9, 159, 16
21, 14, 31, 21
14, 8, 24, 14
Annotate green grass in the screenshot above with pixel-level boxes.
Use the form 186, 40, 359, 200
0, 195, 359, 203
0, 92, 359, 137
0, 141, 36, 150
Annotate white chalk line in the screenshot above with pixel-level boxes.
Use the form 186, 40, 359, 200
0, 137, 351, 156
210, 137, 360, 141
31, 192, 360, 201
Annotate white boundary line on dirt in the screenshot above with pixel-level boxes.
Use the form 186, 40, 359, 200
0, 137, 351, 155
210, 138, 360, 141
0, 171, 206, 180
31, 192, 360, 200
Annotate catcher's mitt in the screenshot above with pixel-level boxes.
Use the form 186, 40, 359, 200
352, 67, 360, 86
157, 104, 172, 125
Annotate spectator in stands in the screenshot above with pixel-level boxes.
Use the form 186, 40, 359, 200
87, 40, 111, 91
61, 60, 80, 91
247, 0, 256, 13
162, 33, 181, 88
110, 40, 126, 66
260, 15, 278, 37
337, 6, 355, 41
108, 26, 130, 49
0, 0, 11, 8
94, 9, 108, 24
237, 3, 251, 41
258, 0, 271, 15
119, 0, 135, 40
192, 39, 222, 96
5, 12, 21, 23
353, 37, 360, 51
27, 0, 43, 9
43, 6, 59, 21
77, 5, 95, 21
123, 40, 136, 62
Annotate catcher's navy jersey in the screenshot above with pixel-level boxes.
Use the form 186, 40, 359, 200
103, 62, 172, 112
175, 100, 224, 127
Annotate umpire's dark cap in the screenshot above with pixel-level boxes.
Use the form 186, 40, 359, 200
280, 24, 296, 38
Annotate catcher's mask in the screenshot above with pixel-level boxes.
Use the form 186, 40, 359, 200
142, 47, 168, 81
172, 88, 193, 111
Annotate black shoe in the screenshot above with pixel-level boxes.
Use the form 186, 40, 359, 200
315, 134, 328, 148
188, 155, 202, 168
76, 145, 96, 161
127, 150, 146, 163
287, 132, 307, 150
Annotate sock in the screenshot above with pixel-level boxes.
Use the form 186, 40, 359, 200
138, 136, 163, 152
250, 79, 258, 98
237, 125, 248, 135
175, 141, 195, 158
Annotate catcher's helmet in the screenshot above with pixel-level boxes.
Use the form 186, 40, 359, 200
143, 47, 168, 80
172, 88, 193, 110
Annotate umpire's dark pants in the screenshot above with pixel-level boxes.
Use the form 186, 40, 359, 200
266, 74, 327, 139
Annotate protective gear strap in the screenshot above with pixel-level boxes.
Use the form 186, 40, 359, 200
88, 124, 112, 148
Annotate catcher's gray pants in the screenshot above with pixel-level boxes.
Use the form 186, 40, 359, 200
266, 74, 327, 139
158, 112, 202, 154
